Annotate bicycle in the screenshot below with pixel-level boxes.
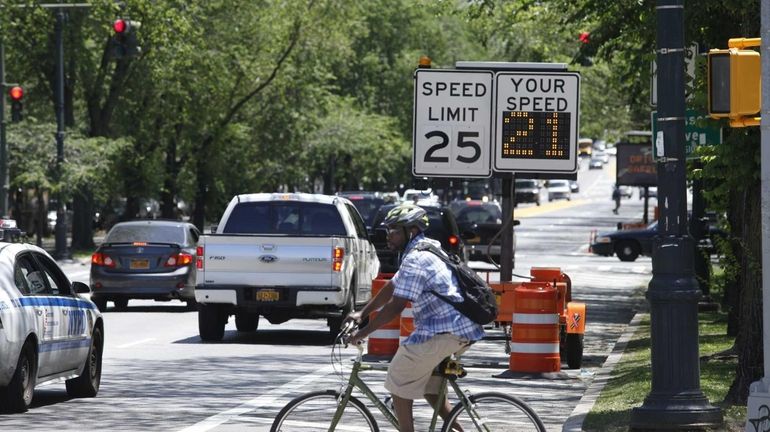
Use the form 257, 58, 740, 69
271, 321, 546, 431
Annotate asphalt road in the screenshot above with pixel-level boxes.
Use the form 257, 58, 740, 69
0, 157, 658, 432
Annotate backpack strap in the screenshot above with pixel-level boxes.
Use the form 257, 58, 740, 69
413, 242, 462, 305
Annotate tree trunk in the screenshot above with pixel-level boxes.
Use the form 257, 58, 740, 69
192, 154, 208, 231
161, 137, 179, 219
724, 187, 745, 337
71, 190, 95, 250
724, 181, 763, 404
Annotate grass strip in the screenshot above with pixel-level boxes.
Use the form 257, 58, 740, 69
583, 310, 745, 431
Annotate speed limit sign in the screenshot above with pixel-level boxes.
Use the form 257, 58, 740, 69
413, 69, 492, 178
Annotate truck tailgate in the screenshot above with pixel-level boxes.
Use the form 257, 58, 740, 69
200, 236, 337, 287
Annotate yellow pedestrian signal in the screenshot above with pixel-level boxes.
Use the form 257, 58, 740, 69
707, 38, 761, 127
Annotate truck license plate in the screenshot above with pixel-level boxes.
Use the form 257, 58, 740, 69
256, 289, 280, 302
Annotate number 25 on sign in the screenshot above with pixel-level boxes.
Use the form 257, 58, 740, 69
413, 70, 493, 178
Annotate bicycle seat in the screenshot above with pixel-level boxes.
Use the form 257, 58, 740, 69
435, 357, 467, 379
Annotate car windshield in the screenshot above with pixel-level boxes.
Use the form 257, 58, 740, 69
547, 180, 569, 188
456, 205, 502, 224
515, 180, 538, 189
106, 224, 186, 244
345, 197, 384, 227
222, 201, 346, 236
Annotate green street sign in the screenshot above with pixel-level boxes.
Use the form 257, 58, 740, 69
651, 109, 722, 160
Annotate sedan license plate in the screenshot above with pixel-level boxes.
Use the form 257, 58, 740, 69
256, 289, 280, 302
130, 259, 150, 270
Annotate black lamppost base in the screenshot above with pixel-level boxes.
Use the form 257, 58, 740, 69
630, 394, 723, 430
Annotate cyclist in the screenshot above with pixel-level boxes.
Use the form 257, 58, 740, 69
349, 203, 484, 432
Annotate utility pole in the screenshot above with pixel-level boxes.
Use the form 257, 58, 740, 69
53, 3, 67, 259
745, 0, 770, 427
630, 0, 723, 428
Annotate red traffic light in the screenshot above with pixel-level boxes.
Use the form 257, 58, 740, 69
113, 19, 127, 34
579, 32, 590, 44
8, 86, 23, 101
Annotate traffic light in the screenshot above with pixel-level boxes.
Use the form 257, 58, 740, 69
8, 86, 23, 123
707, 38, 761, 126
109, 18, 141, 59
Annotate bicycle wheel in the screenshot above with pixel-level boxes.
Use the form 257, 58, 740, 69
271, 389, 379, 432
441, 392, 546, 432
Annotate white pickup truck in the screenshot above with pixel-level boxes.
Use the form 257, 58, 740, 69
195, 193, 380, 341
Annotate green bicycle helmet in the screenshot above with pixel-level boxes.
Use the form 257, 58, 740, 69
382, 204, 429, 232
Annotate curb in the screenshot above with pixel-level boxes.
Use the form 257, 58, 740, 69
562, 312, 644, 431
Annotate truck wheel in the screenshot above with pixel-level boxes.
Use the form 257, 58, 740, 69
199, 304, 226, 342
328, 292, 354, 337
235, 313, 259, 332
565, 333, 584, 369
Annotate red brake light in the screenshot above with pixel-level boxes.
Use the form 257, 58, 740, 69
196, 246, 204, 269
165, 253, 193, 267
92, 252, 116, 268
448, 235, 459, 246
333, 247, 344, 272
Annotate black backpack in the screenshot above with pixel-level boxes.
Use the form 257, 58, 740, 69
413, 242, 498, 325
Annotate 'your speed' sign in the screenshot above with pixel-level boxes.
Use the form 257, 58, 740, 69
494, 71, 580, 173
413, 69, 492, 178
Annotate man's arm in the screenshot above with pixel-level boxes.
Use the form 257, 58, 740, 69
348, 279, 394, 323
349, 295, 408, 344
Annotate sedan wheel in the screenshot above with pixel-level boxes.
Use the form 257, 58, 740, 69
0, 342, 36, 413
66, 327, 103, 398
616, 241, 640, 262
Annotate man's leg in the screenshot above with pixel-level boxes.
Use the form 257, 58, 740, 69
392, 395, 414, 432
424, 393, 463, 431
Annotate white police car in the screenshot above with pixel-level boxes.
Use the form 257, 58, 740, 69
0, 237, 103, 412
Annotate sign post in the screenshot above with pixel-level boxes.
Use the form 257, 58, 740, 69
413, 69, 493, 178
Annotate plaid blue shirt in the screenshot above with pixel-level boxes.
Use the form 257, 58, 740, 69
391, 233, 485, 345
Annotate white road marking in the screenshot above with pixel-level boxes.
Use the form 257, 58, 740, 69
116, 338, 156, 349
178, 364, 336, 432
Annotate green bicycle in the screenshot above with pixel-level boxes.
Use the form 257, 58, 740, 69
271, 322, 546, 432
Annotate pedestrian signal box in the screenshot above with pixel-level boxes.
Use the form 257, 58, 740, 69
707, 47, 760, 121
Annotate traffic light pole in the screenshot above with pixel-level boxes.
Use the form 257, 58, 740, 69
53, 6, 67, 258
630, 0, 722, 428
0, 39, 7, 218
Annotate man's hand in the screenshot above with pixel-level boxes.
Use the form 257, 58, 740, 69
348, 328, 366, 346
346, 311, 363, 324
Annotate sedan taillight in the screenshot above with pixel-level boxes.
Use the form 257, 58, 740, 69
165, 253, 194, 267
91, 252, 116, 268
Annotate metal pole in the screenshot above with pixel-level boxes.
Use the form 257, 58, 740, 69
745, 0, 770, 426
53, 5, 67, 258
0, 38, 7, 218
499, 175, 514, 282
630, 0, 722, 428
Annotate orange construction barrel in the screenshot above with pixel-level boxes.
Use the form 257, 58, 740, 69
400, 302, 414, 343
367, 276, 400, 356
509, 281, 561, 373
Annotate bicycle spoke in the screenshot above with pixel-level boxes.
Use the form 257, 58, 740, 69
444, 393, 545, 432
272, 392, 378, 432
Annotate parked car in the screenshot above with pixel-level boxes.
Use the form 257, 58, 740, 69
618, 185, 633, 199
590, 219, 726, 262
0, 240, 103, 412
402, 188, 438, 204
588, 156, 604, 169
336, 192, 385, 231
452, 200, 519, 263
569, 180, 580, 193
371, 203, 469, 273
546, 179, 572, 201
90, 220, 201, 311
514, 179, 541, 206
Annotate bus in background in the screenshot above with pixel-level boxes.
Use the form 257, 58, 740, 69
578, 138, 593, 157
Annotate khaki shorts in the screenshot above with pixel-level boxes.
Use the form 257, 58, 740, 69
384, 333, 472, 400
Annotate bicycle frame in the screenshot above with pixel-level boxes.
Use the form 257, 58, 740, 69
328, 344, 489, 432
